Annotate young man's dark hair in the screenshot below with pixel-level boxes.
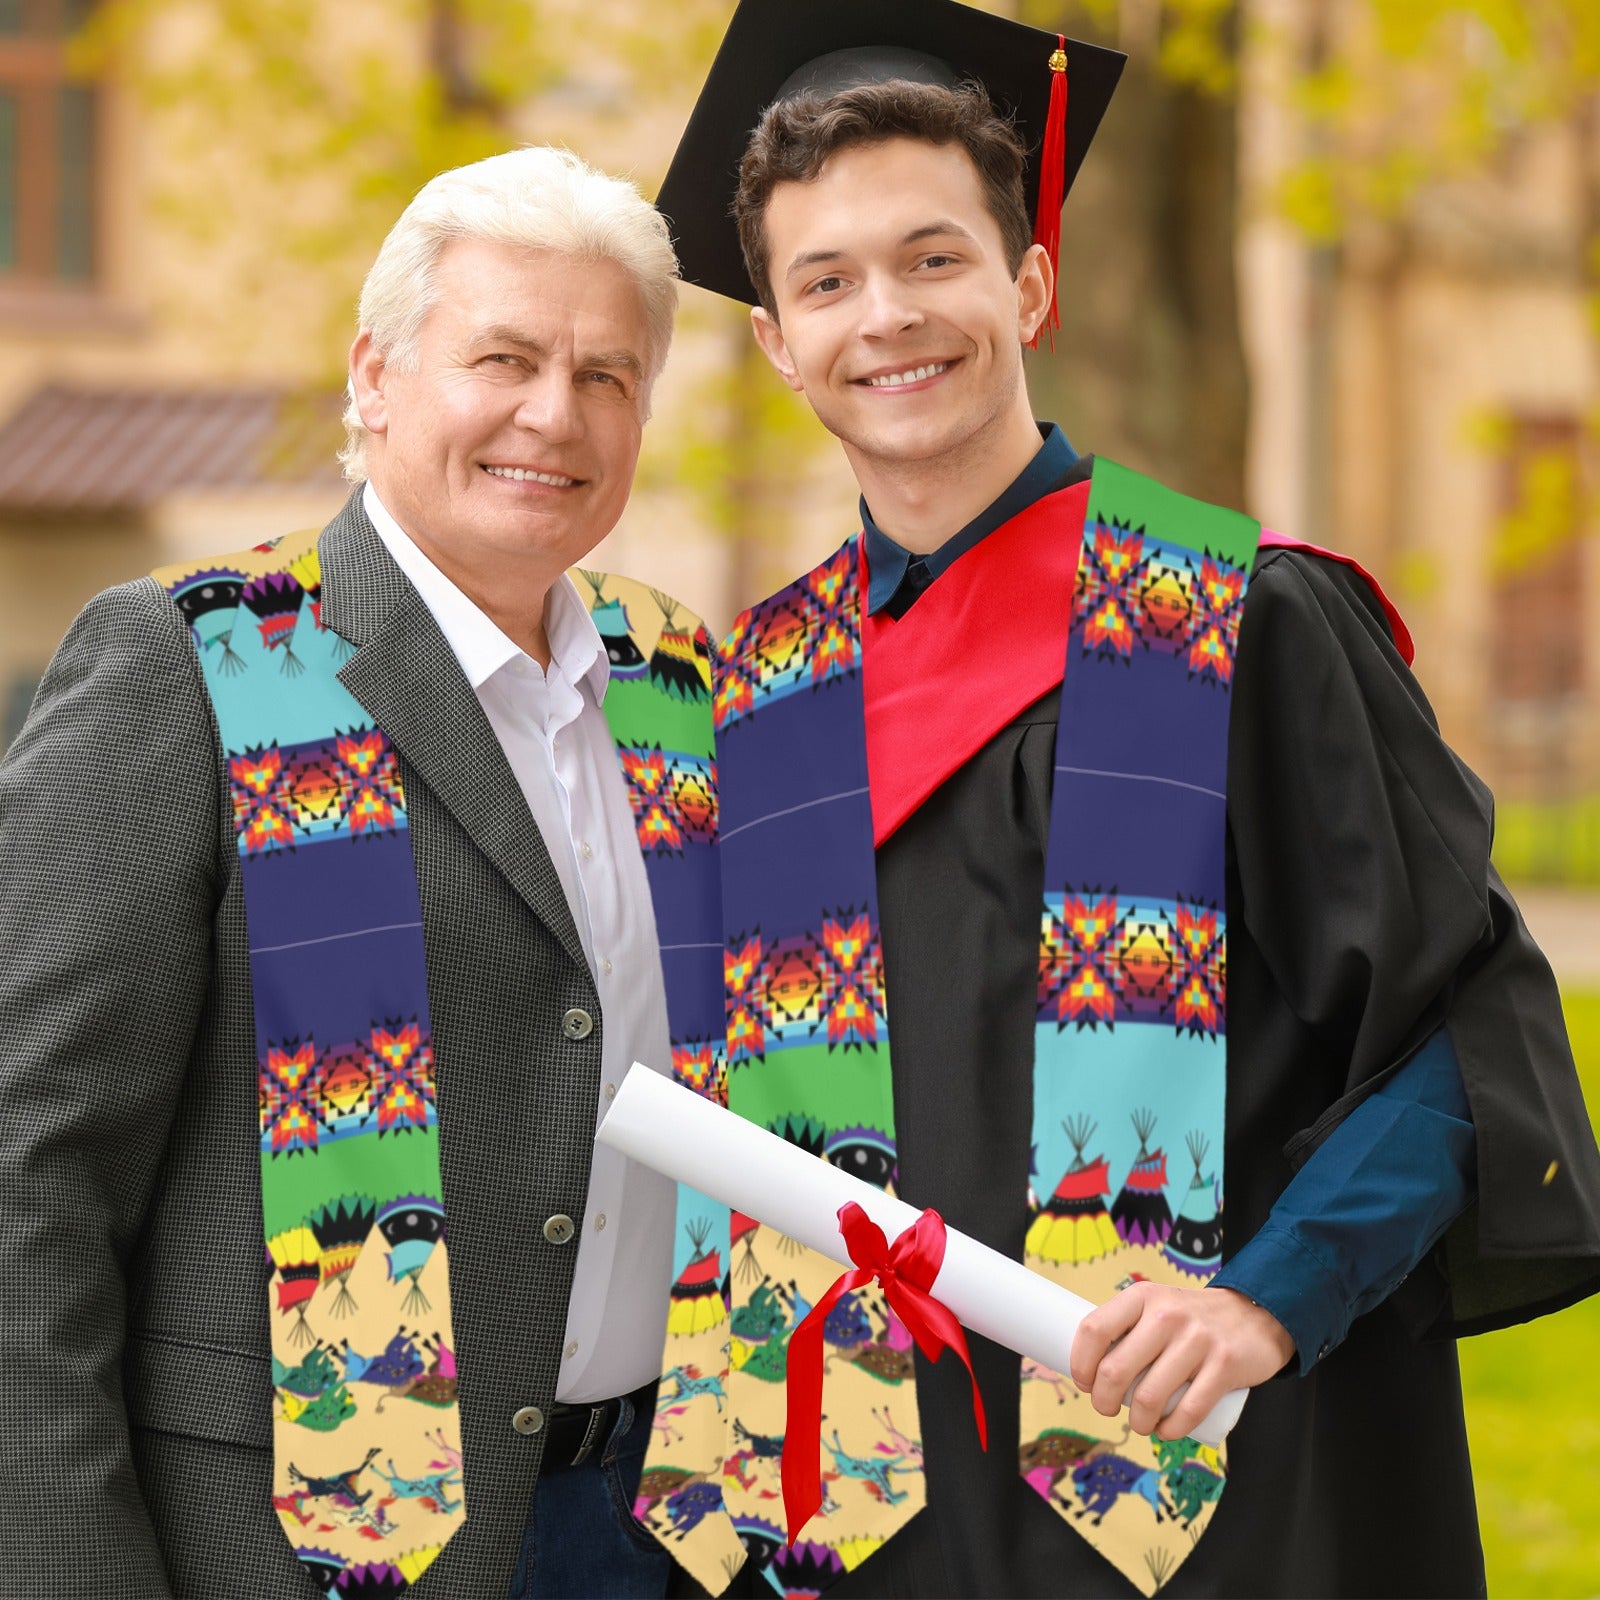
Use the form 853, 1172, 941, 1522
734, 79, 1032, 316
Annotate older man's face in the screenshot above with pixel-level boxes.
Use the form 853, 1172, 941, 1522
360, 237, 652, 586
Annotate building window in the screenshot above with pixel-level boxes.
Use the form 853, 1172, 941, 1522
1489, 416, 1588, 707
0, 0, 97, 285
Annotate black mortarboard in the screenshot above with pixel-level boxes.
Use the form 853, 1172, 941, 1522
657, 0, 1127, 316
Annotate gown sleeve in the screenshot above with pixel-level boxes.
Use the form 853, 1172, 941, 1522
1227, 548, 1600, 1338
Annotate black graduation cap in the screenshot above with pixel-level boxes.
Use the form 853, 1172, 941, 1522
657, 0, 1127, 313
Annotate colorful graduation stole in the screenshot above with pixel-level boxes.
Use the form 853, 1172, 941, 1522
581, 571, 749, 1593
154, 537, 724, 1596
155, 532, 461, 1595
660, 458, 1259, 1597
1021, 462, 1256, 1595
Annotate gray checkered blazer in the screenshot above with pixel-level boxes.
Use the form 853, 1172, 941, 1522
0, 494, 613, 1597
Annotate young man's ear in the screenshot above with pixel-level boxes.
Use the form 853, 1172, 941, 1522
751, 306, 805, 394
349, 330, 390, 436
1015, 243, 1055, 346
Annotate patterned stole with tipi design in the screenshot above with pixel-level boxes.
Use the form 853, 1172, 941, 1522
636, 458, 1260, 1597
154, 535, 725, 1597
155, 531, 464, 1596
1020, 461, 1257, 1593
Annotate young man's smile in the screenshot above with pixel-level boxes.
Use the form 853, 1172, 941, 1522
853, 358, 959, 391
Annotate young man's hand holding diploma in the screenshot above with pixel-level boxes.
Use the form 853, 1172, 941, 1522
1071, 1280, 1296, 1440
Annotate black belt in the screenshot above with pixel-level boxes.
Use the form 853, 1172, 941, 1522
543, 1378, 657, 1470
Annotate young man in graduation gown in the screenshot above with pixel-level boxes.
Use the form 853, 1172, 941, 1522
0, 149, 723, 1599
629, 3, 1600, 1597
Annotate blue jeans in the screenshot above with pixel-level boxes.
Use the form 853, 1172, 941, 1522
509, 1390, 673, 1599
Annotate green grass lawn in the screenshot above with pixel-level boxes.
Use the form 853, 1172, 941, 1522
1459, 990, 1600, 1597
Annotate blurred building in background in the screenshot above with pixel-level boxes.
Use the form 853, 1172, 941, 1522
1238, 0, 1600, 883
0, 0, 853, 749
0, 0, 350, 737
1, 0, 1596, 883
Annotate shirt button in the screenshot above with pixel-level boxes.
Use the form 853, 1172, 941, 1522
594, 1213, 607, 1232
561, 1007, 593, 1041
544, 1214, 576, 1245
565, 1341, 579, 1360
512, 1405, 545, 1435
601, 959, 614, 976
603, 1083, 617, 1102
581, 841, 594, 860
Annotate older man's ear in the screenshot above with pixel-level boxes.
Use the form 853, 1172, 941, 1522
348, 330, 388, 438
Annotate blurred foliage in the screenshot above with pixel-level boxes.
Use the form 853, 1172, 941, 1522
73, 0, 545, 353
1460, 988, 1600, 1595
1489, 444, 1588, 580
1023, 0, 1239, 93
1494, 801, 1600, 887
1460, 407, 1597, 593
1265, 1, 1600, 242
1391, 547, 1441, 605
68, 0, 735, 352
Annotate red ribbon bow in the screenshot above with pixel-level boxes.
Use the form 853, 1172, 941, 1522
781, 1202, 988, 1545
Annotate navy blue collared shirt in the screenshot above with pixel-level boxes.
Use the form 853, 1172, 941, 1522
860, 421, 1478, 1370
863, 423, 1078, 618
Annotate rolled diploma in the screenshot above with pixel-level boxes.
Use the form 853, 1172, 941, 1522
599, 1063, 1245, 1448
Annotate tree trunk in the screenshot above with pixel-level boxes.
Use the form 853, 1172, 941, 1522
1027, 12, 1250, 510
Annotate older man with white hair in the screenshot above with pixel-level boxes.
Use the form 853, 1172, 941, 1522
0, 147, 710, 1599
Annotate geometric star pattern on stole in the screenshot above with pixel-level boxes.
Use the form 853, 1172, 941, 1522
1019, 457, 1263, 1596
714, 544, 859, 733
1037, 892, 1226, 1039
369, 1021, 438, 1135
616, 745, 719, 856
260, 1039, 325, 1156
672, 1038, 729, 1107
230, 747, 298, 854
259, 1024, 438, 1156
1073, 520, 1248, 689
1171, 903, 1225, 1038
724, 908, 887, 1065
230, 727, 408, 856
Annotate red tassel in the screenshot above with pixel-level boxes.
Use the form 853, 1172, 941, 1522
1029, 37, 1069, 352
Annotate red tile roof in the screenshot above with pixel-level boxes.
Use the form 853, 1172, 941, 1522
0, 386, 347, 512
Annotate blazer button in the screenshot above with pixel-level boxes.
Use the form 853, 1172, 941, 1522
512, 1405, 546, 1436
561, 1007, 594, 1041
544, 1214, 576, 1246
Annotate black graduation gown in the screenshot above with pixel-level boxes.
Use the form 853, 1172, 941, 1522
814, 544, 1600, 1599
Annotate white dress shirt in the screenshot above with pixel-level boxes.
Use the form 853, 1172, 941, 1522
364, 482, 675, 1403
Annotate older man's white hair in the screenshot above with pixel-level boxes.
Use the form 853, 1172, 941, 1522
340, 145, 679, 482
